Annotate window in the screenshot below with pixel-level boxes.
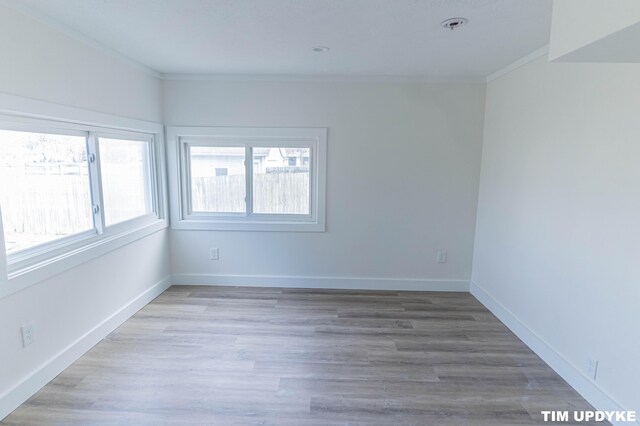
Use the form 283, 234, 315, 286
98, 136, 154, 226
166, 127, 327, 232
0, 117, 163, 275
253, 148, 310, 215
189, 146, 245, 213
0, 129, 93, 254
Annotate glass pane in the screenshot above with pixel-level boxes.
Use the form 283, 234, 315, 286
189, 146, 246, 213
0, 129, 93, 254
99, 138, 152, 226
253, 147, 310, 214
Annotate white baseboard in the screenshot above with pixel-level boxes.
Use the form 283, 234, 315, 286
0, 275, 172, 421
6, 276, 629, 424
172, 273, 470, 292
470, 280, 636, 426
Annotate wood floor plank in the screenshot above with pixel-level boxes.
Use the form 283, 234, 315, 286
2, 286, 602, 425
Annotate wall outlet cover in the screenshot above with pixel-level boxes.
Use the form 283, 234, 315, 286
21, 322, 35, 347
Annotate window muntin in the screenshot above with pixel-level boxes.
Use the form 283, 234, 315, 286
98, 137, 153, 226
0, 129, 93, 254
189, 146, 246, 214
252, 147, 310, 215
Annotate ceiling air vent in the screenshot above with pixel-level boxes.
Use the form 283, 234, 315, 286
441, 17, 468, 30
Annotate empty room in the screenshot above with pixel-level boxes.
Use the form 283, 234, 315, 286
0, 0, 638, 424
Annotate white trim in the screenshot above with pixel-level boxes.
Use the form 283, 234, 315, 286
0, 275, 172, 421
470, 280, 637, 426
8, 230, 99, 270
0, 92, 163, 134
172, 273, 470, 292
0, 0, 161, 79
172, 220, 325, 232
0, 204, 6, 280
87, 132, 106, 235
94, 129, 154, 143
486, 45, 550, 83
160, 73, 487, 83
166, 126, 327, 232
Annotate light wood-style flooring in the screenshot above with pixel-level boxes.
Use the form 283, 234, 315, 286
3, 286, 600, 425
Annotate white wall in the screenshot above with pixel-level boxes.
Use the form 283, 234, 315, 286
549, 0, 640, 62
164, 79, 486, 290
0, 4, 161, 122
0, 4, 170, 419
472, 56, 640, 414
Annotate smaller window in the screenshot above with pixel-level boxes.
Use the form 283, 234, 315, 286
166, 126, 327, 232
98, 136, 154, 226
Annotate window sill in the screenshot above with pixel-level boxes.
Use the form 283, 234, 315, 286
0, 218, 168, 300
171, 218, 325, 232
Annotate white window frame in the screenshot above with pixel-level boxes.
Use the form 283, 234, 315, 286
166, 127, 327, 232
0, 93, 168, 299
95, 131, 158, 230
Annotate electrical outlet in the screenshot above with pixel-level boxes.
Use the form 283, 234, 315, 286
586, 357, 598, 380
209, 248, 219, 260
436, 249, 447, 263
21, 322, 35, 347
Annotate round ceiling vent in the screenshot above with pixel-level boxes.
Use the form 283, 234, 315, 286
441, 17, 468, 30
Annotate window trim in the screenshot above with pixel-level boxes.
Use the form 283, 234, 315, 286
166, 126, 327, 232
0, 94, 168, 299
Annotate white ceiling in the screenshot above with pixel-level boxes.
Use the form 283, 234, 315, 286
6, 0, 553, 78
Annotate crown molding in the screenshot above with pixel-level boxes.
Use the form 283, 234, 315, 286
486, 44, 549, 83
160, 73, 486, 83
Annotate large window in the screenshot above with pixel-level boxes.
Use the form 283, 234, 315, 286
0, 119, 161, 271
0, 130, 93, 254
166, 127, 326, 232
